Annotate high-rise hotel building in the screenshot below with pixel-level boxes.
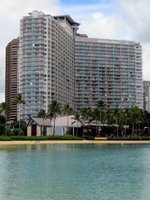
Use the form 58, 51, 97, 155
18, 11, 79, 119
143, 81, 150, 112
5, 38, 19, 121
6, 11, 143, 121
75, 34, 143, 110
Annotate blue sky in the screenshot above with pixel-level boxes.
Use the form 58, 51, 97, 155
0, 0, 150, 102
60, 0, 109, 5
60, 0, 114, 17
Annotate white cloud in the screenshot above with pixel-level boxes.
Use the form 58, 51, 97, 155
79, 12, 123, 39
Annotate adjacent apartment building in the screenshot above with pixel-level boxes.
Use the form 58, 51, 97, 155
18, 10, 79, 119
75, 34, 143, 110
143, 81, 150, 112
5, 38, 19, 121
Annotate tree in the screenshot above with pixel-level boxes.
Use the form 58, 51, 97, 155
14, 93, 25, 105
80, 107, 93, 124
48, 100, 61, 135
96, 100, 105, 134
143, 111, 150, 135
7, 120, 27, 136
128, 106, 141, 135
62, 103, 73, 132
62, 103, 73, 116
71, 111, 83, 136
0, 102, 11, 116
0, 102, 11, 135
80, 107, 94, 136
37, 109, 47, 136
92, 108, 100, 135
112, 108, 119, 137
14, 93, 25, 135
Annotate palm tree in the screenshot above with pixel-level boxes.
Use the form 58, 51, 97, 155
143, 111, 150, 135
80, 107, 93, 136
123, 108, 130, 136
92, 108, 100, 135
48, 100, 61, 135
14, 93, 25, 135
96, 100, 105, 134
128, 106, 141, 135
112, 108, 119, 137
105, 108, 115, 136
37, 109, 47, 136
80, 107, 93, 123
62, 103, 73, 132
71, 111, 83, 136
0, 102, 11, 135
0, 102, 11, 116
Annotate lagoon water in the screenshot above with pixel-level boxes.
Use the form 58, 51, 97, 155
0, 144, 150, 200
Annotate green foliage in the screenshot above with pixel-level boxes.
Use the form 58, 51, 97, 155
83, 136, 95, 140
0, 136, 12, 141
14, 93, 25, 104
48, 100, 61, 120
0, 136, 84, 141
47, 100, 61, 136
62, 103, 73, 115
107, 137, 150, 141
80, 107, 93, 124
0, 102, 11, 115
6, 120, 27, 136
37, 109, 47, 118
0, 116, 5, 124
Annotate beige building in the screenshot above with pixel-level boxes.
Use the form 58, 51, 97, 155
27, 117, 51, 136
5, 38, 19, 121
27, 115, 81, 136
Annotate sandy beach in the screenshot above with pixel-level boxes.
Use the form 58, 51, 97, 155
0, 140, 150, 145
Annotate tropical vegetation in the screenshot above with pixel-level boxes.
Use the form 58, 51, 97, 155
1, 98, 150, 138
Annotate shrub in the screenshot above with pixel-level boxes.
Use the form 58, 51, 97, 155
107, 137, 150, 140
0, 136, 12, 141
83, 136, 95, 140
10, 135, 84, 140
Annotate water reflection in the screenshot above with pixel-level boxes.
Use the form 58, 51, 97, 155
0, 144, 150, 200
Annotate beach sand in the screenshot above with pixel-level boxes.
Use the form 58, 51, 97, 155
0, 140, 150, 146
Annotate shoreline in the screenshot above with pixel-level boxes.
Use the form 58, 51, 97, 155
1, 140, 150, 145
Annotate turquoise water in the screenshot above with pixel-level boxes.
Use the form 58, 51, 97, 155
0, 144, 150, 200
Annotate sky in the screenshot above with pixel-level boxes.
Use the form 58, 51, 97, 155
1, 0, 150, 102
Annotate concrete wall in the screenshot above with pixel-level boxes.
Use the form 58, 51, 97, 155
27, 126, 31, 136
36, 126, 41, 136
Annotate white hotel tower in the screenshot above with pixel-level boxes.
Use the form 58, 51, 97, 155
18, 11, 79, 119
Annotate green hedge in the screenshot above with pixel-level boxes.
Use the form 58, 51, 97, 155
83, 136, 95, 140
0, 136, 84, 141
0, 136, 12, 141
107, 137, 150, 141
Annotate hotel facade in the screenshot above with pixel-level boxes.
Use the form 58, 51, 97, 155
18, 11, 79, 119
75, 34, 143, 110
143, 81, 150, 112
5, 38, 19, 121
